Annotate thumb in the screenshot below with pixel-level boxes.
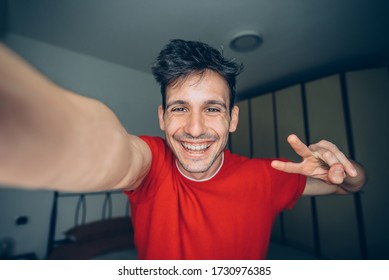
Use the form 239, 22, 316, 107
271, 159, 300, 174
327, 163, 346, 185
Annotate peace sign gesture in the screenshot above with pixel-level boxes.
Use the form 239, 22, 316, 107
271, 134, 365, 194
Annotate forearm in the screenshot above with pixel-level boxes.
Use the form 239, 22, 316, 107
0, 43, 140, 191
0, 43, 68, 188
338, 160, 367, 194
304, 160, 367, 196
0, 43, 58, 106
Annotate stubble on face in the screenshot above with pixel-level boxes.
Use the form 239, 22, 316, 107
159, 71, 238, 180
173, 132, 222, 174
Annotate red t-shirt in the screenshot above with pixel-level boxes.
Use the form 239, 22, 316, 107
125, 136, 306, 260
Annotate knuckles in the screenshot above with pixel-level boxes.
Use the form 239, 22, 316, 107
309, 140, 338, 152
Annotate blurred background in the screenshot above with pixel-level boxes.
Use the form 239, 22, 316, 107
0, 0, 388, 259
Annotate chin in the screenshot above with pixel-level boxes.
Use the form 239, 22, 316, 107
179, 159, 213, 174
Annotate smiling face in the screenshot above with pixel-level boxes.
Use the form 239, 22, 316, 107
158, 70, 239, 180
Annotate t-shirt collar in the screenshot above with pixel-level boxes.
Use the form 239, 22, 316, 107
175, 151, 224, 182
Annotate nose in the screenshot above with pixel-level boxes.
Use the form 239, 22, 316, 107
184, 111, 206, 138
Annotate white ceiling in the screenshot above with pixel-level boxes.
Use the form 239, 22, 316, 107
3, 0, 389, 99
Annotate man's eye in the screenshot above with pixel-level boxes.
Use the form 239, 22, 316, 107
171, 107, 186, 112
206, 107, 221, 113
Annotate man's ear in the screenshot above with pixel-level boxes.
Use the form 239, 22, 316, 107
229, 105, 239, 133
158, 105, 165, 131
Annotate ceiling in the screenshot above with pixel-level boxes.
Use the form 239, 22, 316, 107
2, 0, 389, 100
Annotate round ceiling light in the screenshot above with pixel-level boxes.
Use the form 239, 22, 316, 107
229, 30, 263, 52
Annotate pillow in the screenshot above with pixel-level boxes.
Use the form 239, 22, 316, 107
65, 216, 133, 244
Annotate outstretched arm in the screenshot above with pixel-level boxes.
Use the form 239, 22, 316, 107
0, 43, 151, 192
271, 134, 367, 195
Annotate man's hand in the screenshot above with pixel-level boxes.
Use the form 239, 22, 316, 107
271, 134, 358, 186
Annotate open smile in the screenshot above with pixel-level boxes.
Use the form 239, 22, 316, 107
181, 142, 211, 153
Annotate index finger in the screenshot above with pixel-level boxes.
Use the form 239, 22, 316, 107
287, 134, 312, 159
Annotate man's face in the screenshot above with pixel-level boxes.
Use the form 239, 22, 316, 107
158, 70, 239, 180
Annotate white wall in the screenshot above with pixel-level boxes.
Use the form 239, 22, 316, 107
0, 34, 163, 259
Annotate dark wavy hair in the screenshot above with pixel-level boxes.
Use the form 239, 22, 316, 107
151, 39, 243, 112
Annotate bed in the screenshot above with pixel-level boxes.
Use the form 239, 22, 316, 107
46, 191, 137, 260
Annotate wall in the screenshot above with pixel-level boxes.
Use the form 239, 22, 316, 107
230, 67, 389, 259
0, 34, 162, 259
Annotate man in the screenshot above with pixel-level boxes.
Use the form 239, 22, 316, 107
0, 39, 366, 259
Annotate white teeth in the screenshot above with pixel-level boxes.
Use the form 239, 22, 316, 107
182, 143, 210, 151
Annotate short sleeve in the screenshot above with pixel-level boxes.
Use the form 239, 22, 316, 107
268, 159, 306, 213
124, 136, 171, 204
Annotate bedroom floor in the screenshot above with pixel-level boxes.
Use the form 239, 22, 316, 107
91, 242, 317, 260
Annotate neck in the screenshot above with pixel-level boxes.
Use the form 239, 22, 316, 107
176, 152, 224, 182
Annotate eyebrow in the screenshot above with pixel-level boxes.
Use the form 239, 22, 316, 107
165, 100, 189, 109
